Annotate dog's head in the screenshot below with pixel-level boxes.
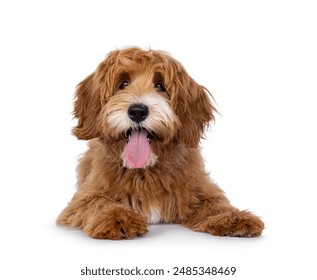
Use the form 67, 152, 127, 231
73, 47, 215, 168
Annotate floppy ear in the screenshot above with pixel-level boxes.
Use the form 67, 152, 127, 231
173, 76, 215, 148
72, 73, 101, 140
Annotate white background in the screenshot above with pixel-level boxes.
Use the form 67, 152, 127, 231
1, 0, 316, 279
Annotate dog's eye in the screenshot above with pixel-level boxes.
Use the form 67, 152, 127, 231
119, 81, 129, 90
155, 83, 165, 92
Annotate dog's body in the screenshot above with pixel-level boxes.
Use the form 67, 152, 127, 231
56, 47, 264, 239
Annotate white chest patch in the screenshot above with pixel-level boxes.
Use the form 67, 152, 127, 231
148, 207, 161, 224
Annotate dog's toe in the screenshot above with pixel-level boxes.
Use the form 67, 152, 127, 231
202, 210, 264, 238
83, 205, 148, 240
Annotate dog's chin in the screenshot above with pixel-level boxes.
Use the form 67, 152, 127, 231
121, 128, 158, 169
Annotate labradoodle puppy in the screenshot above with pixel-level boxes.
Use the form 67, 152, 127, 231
56, 47, 264, 239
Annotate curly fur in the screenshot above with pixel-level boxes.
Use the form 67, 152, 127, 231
56, 47, 264, 239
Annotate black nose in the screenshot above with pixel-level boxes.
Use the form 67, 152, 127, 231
128, 104, 149, 123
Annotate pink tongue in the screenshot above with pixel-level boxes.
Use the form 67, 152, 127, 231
124, 130, 151, 168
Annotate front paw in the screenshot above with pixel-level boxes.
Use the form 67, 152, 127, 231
205, 210, 264, 237
83, 205, 148, 239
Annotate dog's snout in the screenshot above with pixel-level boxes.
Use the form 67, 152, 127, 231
128, 104, 149, 123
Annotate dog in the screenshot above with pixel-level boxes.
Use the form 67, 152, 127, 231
56, 47, 264, 239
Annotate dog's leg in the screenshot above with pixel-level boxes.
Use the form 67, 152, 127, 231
56, 192, 148, 239
182, 198, 264, 237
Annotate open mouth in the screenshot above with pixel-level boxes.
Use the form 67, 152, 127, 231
125, 128, 154, 143
123, 128, 154, 168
